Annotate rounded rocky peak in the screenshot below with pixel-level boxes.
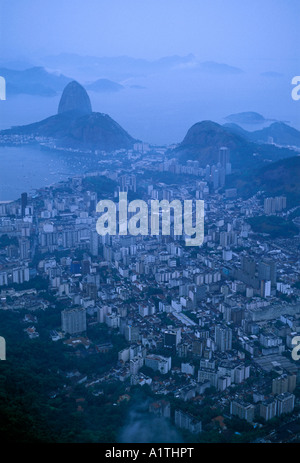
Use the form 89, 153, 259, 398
58, 81, 92, 115
182, 120, 223, 144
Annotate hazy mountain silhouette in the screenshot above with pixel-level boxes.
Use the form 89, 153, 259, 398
225, 112, 266, 124
86, 79, 124, 93
224, 121, 300, 148
42, 53, 243, 80
196, 61, 243, 74
0, 81, 136, 151
58, 81, 92, 115
249, 122, 300, 147
174, 120, 297, 169
0, 66, 126, 98
222, 123, 251, 138
0, 66, 72, 96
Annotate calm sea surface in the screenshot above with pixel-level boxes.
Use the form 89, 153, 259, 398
0, 145, 87, 201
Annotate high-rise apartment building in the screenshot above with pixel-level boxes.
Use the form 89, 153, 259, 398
61, 307, 87, 334
215, 325, 232, 352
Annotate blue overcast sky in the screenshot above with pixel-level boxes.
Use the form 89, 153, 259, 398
1, 0, 299, 65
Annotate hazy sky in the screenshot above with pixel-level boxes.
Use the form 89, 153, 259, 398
1, 0, 299, 66
1, 0, 299, 144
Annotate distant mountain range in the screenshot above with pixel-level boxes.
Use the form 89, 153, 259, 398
0, 66, 72, 96
225, 112, 268, 124
0, 66, 126, 97
173, 120, 297, 169
85, 79, 124, 93
196, 61, 243, 74
224, 121, 300, 148
0, 81, 136, 151
0, 57, 243, 97
41, 53, 244, 80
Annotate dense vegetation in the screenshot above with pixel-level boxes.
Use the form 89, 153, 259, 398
0, 309, 129, 442
82, 176, 117, 196
227, 156, 300, 207
247, 215, 298, 239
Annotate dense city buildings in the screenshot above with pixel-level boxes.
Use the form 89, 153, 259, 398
0, 140, 300, 443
